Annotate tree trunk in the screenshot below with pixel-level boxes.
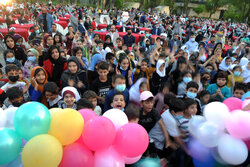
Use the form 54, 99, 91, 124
139, 0, 144, 9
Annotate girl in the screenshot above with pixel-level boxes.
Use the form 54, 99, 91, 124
57, 86, 80, 109
104, 35, 114, 49
198, 90, 210, 112
133, 58, 155, 83
73, 47, 88, 70
43, 45, 67, 87
13, 34, 26, 52
29, 66, 48, 106
43, 34, 54, 49
4, 35, 27, 65
227, 65, 243, 88
219, 57, 232, 72
23, 48, 39, 79
61, 56, 87, 95
177, 71, 192, 96
54, 34, 63, 48
155, 82, 171, 114
129, 78, 149, 106
3, 50, 22, 68
201, 72, 211, 90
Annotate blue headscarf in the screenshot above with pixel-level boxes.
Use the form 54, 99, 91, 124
88, 54, 104, 71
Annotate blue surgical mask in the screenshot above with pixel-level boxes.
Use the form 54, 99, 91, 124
146, 34, 150, 37
190, 38, 195, 42
28, 56, 36, 62
35, 30, 40, 34
205, 69, 212, 73
234, 71, 241, 76
6, 57, 15, 63
187, 91, 197, 99
175, 115, 184, 120
115, 84, 126, 92
120, 66, 127, 71
16, 43, 21, 46
183, 77, 192, 84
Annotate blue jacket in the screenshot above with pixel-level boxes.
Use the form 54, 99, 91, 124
38, 13, 54, 33
151, 27, 162, 36
78, 24, 86, 34
140, 15, 146, 24
29, 85, 42, 102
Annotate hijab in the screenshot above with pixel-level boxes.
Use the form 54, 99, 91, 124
156, 59, 166, 77
61, 86, 80, 102
129, 78, 148, 104
219, 57, 232, 71
88, 53, 104, 71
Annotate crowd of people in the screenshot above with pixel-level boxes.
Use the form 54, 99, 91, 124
0, 2, 250, 166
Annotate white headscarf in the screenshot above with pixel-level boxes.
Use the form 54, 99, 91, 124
129, 78, 148, 103
61, 86, 80, 102
156, 59, 166, 77
242, 62, 250, 83
219, 57, 232, 71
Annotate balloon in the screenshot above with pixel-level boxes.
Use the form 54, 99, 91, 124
49, 108, 63, 113
225, 110, 250, 139
242, 99, 250, 111
211, 148, 228, 165
22, 134, 63, 167
241, 91, 250, 101
244, 139, 250, 150
188, 115, 206, 137
5, 154, 23, 167
0, 128, 22, 165
59, 143, 94, 167
218, 134, 248, 165
103, 109, 128, 130
193, 152, 214, 167
94, 147, 125, 167
78, 109, 97, 123
134, 158, 161, 167
3, 107, 18, 129
13, 102, 51, 140
223, 97, 243, 112
196, 121, 222, 147
204, 102, 230, 129
123, 155, 142, 164
82, 116, 116, 151
187, 138, 211, 161
48, 108, 84, 145
0, 108, 6, 128
113, 123, 149, 157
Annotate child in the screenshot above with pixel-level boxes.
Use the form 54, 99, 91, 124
3, 50, 21, 68
207, 71, 231, 101
104, 74, 130, 112
129, 78, 149, 106
227, 65, 243, 88
96, 40, 105, 58
5, 86, 24, 108
44, 82, 62, 109
73, 47, 89, 70
192, 71, 203, 92
0, 69, 7, 87
76, 98, 94, 110
90, 62, 112, 107
57, 86, 80, 109
82, 90, 102, 115
233, 83, 247, 99
177, 71, 192, 96
23, 48, 39, 79
155, 82, 171, 113
111, 92, 126, 111
201, 72, 211, 90
106, 52, 116, 76
124, 103, 140, 123
198, 90, 211, 111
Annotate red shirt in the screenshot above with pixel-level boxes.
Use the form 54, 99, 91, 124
91, 21, 97, 30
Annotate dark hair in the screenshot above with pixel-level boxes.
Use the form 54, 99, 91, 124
96, 40, 104, 45
164, 93, 176, 107
216, 71, 228, 80
48, 45, 60, 58
112, 92, 124, 102
183, 98, 197, 110
76, 98, 94, 110
160, 82, 171, 92
234, 83, 247, 93
169, 98, 185, 112
54, 33, 62, 44
141, 58, 149, 64
112, 74, 125, 83
232, 65, 241, 71
5, 64, 18, 74
82, 90, 97, 99
34, 68, 46, 78
6, 86, 23, 100
105, 35, 111, 41
197, 90, 210, 99
205, 63, 213, 69
181, 71, 192, 78
4, 35, 14, 45
98, 61, 109, 70
106, 52, 115, 60
44, 82, 58, 94
3, 50, 15, 60
124, 104, 140, 121
186, 81, 199, 90
73, 47, 82, 56
118, 54, 129, 64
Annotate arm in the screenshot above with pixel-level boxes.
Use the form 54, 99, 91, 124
158, 119, 175, 149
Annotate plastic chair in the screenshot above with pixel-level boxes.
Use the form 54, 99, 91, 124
55, 23, 64, 35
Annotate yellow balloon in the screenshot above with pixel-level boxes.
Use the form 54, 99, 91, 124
49, 108, 63, 114
48, 108, 84, 145
22, 134, 63, 167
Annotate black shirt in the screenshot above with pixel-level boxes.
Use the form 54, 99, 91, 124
91, 77, 112, 99
139, 108, 161, 133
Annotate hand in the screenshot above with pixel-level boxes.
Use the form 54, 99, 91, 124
216, 88, 222, 96
165, 140, 178, 150
128, 70, 132, 78
228, 69, 233, 75
31, 77, 38, 91
77, 81, 84, 88
76, 54, 82, 60
116, 66, 121, 74
68, 79, 74, 86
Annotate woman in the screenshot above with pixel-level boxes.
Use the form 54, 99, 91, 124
43, 45, 67, 87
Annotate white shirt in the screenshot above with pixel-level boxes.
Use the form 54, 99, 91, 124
1, 81, 26, 92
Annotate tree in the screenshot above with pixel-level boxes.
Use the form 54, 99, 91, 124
183, 0, 190, 16
193, 5, 205, 15
205, 0, 227, 18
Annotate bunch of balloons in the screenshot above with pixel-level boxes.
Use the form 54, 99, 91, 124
0, 103, 149, 167
188, 97, 250, 166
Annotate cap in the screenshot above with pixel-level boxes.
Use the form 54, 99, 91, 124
140, 91, 154, 101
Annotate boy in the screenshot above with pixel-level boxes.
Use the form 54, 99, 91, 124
83, 90, 102, 115
124, 103, 140, 123
96, 40, 105, 58
76, 98, 94, 110
91, 62, 112, 107
5, 86, 24, 108
104, 74, 129, 112
105, 53, 116, 76
233, 83, 247, 99
0, 69, 6, 87
44, 82, 62, 109
111, 92, 126, 111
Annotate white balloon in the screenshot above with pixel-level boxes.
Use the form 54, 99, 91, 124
0, 108, 6, 127
197, 121, 223, 147
103, 109, 128, 130
188, 115, 206, 137
218, 134, 248, 165
204, 102, 230, 129
3, 107, 18, 129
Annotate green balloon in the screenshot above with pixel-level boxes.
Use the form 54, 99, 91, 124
14, 102, 51, 140
0, 128, 22, 165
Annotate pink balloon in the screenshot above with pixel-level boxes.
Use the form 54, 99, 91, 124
244, 139, 250, 150
59, 143, 94, 167
78, 109, 97, 122
94, 147, 125, 167
123, 155, 142, 164
103, 109, 128, 130
223, 97, 243, 112
242, 99, 250, 111
113, 123, 149, 157
225, 110, 250, 139
82, 116, 116, 151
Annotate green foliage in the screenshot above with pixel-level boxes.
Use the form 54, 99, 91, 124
205, 0, 227, 18
115, 0, 123, 8
193, 5, 205, 15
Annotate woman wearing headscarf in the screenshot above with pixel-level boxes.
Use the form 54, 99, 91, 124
38, 34, 54, 66
87, 53, 104, 84
57, 86, 80, 109
23, 48, 39, 79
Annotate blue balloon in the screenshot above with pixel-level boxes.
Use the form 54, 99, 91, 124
193, 152, 215, 167
13, 102, 51, 140
0, 128, 22, 165
242, 91, 250, 101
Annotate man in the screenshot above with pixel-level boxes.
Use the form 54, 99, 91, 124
119, 25, 127, 32
84, 16, 92, 30
206, 35, 216, 53
152, 23, 161, 36
140, 12, 146, 27
28, 25, 42, 41
51, 24, 63, 37
132, 23, 140, 34
122, 28, 135, 47
78, 19, 87, 34
172, 18, 181, 36
88, 25, 95, 41
107, 25, 119, 46
168, 33, 182, 52
185, 33, 198, 53
38, 7, 53, 33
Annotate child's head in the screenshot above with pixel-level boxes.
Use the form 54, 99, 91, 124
106, 53, 115, 65
97, 40, 104, 50
44, 82, 59, 102
5, 64, 19, 83
76, 98, 94, 110
216, 71, 228, 87
111, 92, 126, 110
27, 48, 39, 63
97, 61, 109, 80
182, 71, 192, 84
112, 74, 126, 92
160, 82, 170, 94
6, 86, 24, 107
140, 91, 154, 113
4, 50, 15, 64
124, 103, 140, 123
62, 87, 79, 107
67, 56, 80, 74
4, 35, 15, 49
169, 98, 185, 117
233, 83, 247, 99
118, 54, 130, 71
232, 65, 242, 77
82, 90, 98, 109
74, 47, 83, 57
183, 98, 197, 117
198, 90, 210, 105
225, 57, 232, 66
140, 58, 149, 72
186, 81, 199, 98
139, 81, 148, 93
204, 64, 213, 73
31, 67, 47, 84
201, 72, 211, 83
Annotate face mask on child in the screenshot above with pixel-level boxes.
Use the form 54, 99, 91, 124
6, 57, 15, 63
183, 77, 192, 84
233, 71, 241, 77
186, 91, 197, 99
115, 84, 126, 92
8, 75, 19, 82
28, 56, 36, 62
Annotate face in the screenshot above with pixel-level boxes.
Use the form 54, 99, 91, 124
141, 98, 154, 113
112, 95, 125, 110
47, 36, 54, 46
140, 83, 148, 92
179, 63, 187, 72
114, 78, 126, 87
117, 40, 122, 47
98, 69, 109, 80
51, 48, 59, 60
68, 61, 78, 74
108, 57, 115, 65
159, 63, 165, 72
185, 103, 197, 116
234, 89, 245, 99
17, 38, 23, 44
45, 91, 58, 101
69, 27, 73, 32
10, 96, 24, 105
217, 78, 227, 87
88, 97, 97, 108
187, 87, 198, 94
7, 70, 18, 77
201, 94, 210, 104
76, 41, 83, 48
52, 25, 57, 32
120, 58, 129, 70
111, 26, 116, 32
225, 59, 231, 66
76, 50, 82, 57
35, 70, 46, 84
55, 36, 60, 42
6, 52, 14, 59
97, 43, 103, 49
162, 87, 169, 94
6, 37, 15, 49
64, 93, 75, 106
141, 61, 148, 72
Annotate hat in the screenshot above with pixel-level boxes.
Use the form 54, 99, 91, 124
160, 33, 167, 38
140, 91, 154, 101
